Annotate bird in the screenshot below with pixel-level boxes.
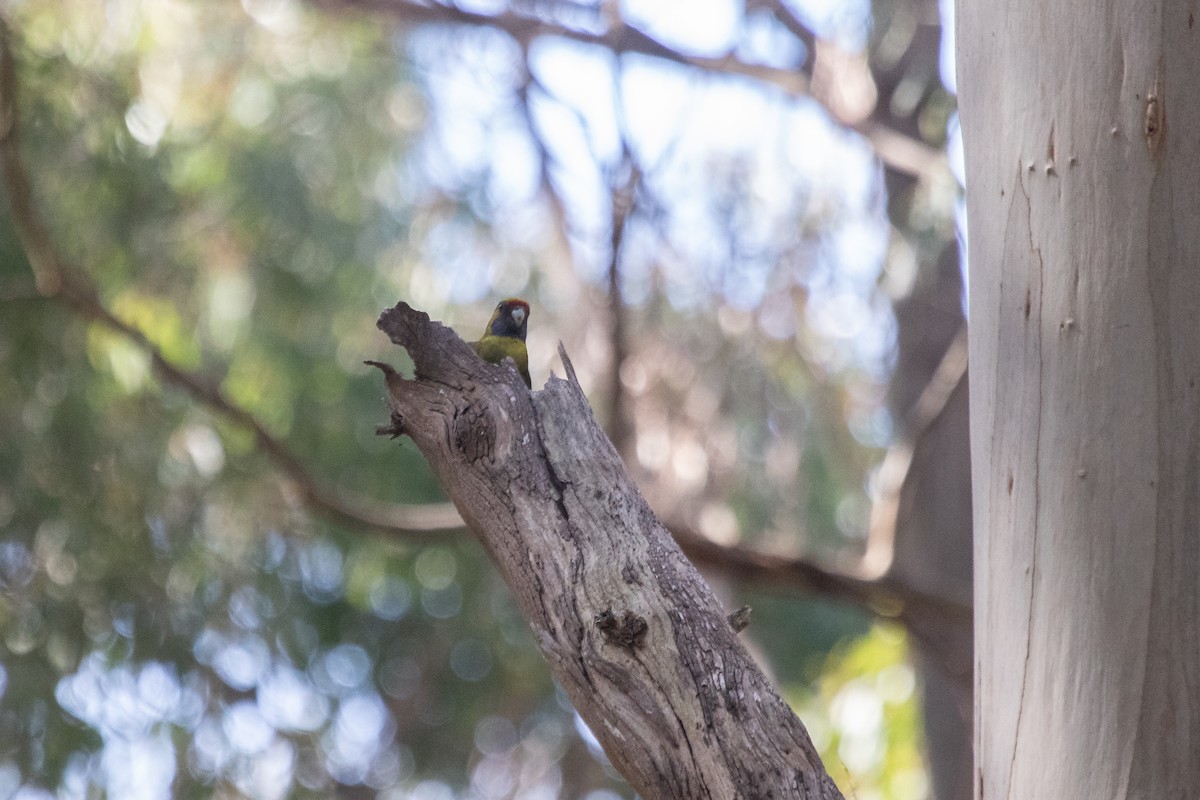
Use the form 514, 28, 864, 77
469, 297, 531, 388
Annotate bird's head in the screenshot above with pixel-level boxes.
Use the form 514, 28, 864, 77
486, 298, 530, 340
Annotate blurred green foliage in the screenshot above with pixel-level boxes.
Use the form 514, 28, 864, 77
791, 625, 929, 800
0, 1, 926, 797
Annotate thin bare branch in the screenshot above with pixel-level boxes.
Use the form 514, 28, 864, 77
315, 0, 944, 178
327, 0, 807, 87
515, 56, 576, 261
0, 20, 60, 296
671, 523, 971, 626
604, 152, 638, 456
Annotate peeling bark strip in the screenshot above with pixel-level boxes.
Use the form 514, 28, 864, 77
372, 302, 843, 800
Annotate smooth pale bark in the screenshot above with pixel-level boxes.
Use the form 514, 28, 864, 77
371, 303, 843, 800
959, 3, 1200, 798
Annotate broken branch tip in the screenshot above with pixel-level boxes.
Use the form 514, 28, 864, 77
363, 359, 397, 377
557, 341, 581, 388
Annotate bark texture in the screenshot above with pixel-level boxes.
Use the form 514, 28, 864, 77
372, 302, 843, 800
959, 1, 1200, 797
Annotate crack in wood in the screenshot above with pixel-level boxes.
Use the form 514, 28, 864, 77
1003, 166, 1046, 799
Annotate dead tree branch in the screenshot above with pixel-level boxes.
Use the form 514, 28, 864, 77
371, 300, 844, 799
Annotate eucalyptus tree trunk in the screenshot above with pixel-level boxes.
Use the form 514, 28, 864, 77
958, 2, 1200, 797
371, 303, 844, 800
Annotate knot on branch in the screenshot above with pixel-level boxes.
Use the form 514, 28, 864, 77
594, 608, 648, 650
452, 406, 495, 462
726, 605, 752, 633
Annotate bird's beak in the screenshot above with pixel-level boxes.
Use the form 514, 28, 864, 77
511, 307, 526, 326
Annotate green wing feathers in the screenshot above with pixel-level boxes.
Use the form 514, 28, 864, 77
469, 336, 531, 388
